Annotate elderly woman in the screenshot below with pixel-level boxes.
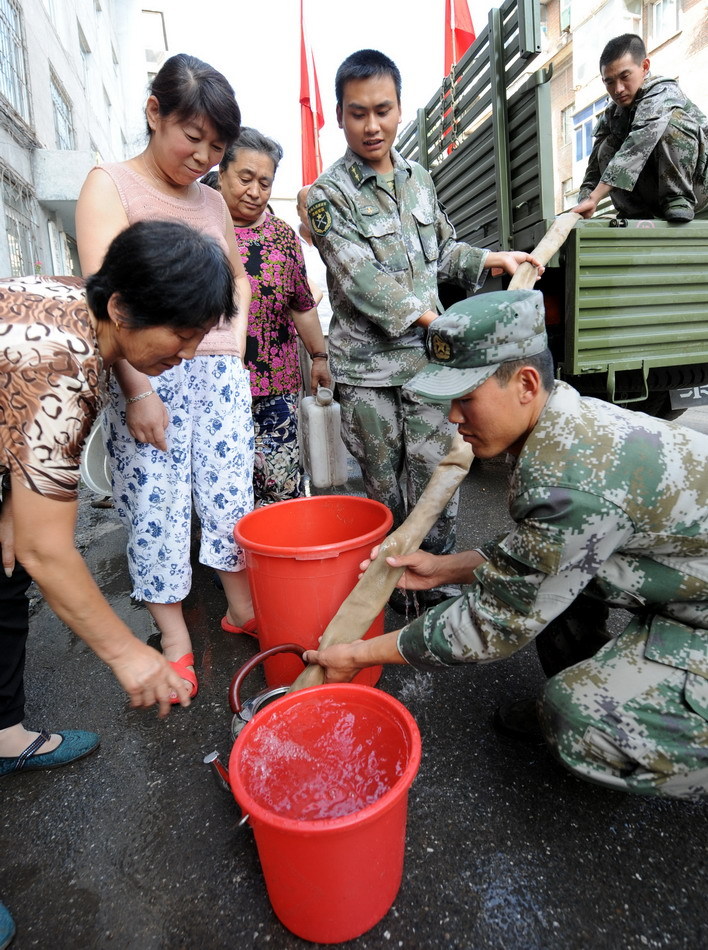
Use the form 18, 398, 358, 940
218, 128, 332, 519
76, 54, 257, 666
0, 219, 233, 779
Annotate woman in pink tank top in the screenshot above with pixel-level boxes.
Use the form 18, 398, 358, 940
76, 55, 257, 704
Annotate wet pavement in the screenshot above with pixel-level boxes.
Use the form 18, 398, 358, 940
1, 409, 707, 949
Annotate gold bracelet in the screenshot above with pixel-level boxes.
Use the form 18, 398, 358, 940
126, 390, 154, 404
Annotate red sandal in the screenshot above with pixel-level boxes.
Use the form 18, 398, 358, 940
220, 616, 258, 638
168, 652, 198, 703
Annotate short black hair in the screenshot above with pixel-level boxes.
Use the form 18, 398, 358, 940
219, 126, 283, 175
599, 34, 646, 70
494, 348, 555, 392
85, 220, 235, 330
335, 49, 402, 107
147, 53, 241, 145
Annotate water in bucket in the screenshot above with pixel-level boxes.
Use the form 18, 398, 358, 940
238, 696, 406, 820
229, 684, 421, 944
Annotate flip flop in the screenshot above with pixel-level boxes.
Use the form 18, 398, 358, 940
220, 616, 258, 638
168, 652, 198, 703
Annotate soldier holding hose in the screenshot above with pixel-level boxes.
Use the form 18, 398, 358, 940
305, 290, 708, 801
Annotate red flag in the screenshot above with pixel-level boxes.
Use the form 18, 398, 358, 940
443, 0, 475, 151
300, 0, 324, 186
444, 0, 476, 75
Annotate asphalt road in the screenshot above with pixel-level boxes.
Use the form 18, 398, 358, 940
1, 408, 707, 949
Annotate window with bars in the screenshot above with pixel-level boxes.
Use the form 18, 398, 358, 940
3, 176, 38, 276
50, 71, 75, 149
0, 0, 31, 123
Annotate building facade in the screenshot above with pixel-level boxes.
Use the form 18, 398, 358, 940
0, 0, 167, 277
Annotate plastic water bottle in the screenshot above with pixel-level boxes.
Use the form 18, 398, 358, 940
300, 387, 349, 488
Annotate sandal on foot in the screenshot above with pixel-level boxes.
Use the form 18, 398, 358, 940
0, 729, 100, 778
221, 616, 258, 638
168, 652, 198, 703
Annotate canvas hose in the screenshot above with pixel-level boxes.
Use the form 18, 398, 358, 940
508, 211, 581, 290
289, 434, 474, 692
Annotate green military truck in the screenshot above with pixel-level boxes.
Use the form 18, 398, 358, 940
396, 0, 708, 416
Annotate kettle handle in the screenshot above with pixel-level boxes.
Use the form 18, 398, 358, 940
228, 642, 307, 714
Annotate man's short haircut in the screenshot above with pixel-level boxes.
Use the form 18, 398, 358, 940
493, 348, 555, 392
85, 220, 235, 330
335, 49, 402, 107
220, 126, 284, 175
599, 34, 646, 70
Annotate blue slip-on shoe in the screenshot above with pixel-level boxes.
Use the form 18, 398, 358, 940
0, 729, 100, 779
0, 902, 15, 949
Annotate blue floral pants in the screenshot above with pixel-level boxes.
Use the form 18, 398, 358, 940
105, 356, 254, 603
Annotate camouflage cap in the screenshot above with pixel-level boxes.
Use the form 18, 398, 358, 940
405, 290, 547, 401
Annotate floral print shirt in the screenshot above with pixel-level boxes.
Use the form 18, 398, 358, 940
234, 213, 315, 397
0, 276, 102, 501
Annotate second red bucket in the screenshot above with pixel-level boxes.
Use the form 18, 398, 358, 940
234, 495, 393, 686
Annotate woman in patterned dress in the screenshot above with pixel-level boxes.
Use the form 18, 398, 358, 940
0, 221, 230, 777
217, 128, 332, 513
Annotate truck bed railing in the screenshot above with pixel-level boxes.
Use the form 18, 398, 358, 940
397, 0, 552, 252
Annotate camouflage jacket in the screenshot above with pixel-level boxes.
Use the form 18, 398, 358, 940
398, 381, 708, 670
579, 75, 708, 198
307, 147, 488, 386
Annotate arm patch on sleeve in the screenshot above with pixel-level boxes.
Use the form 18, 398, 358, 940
308, 200, 333, 236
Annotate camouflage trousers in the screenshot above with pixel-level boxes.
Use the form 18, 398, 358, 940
338, 383, 458, 555
601, 108, 708, 219
541, 616, 708, 801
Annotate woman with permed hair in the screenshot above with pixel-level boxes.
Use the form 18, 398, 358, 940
0, 219, 234, 773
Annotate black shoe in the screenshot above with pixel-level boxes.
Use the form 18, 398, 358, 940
492, 697, 544, 742
663, 199, 694, 222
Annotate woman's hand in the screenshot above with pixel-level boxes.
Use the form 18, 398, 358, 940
126, 393, 170, 451
107, 639, 191, 717
310, 358, 333, 393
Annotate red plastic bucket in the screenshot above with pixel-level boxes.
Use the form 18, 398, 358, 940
234, 496, 393, 686
229, 684, 421, 943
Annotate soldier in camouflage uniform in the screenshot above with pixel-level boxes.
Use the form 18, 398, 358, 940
573, 33, 708, 222
304, 289, 708, 800
307, 49, 539, 608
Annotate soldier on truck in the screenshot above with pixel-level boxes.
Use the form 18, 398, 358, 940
572, 33, 708, 222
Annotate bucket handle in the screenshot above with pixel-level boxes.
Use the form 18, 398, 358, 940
228, 642, 307, 714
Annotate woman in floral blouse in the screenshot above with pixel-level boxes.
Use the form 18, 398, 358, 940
218, 128, 332, 512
